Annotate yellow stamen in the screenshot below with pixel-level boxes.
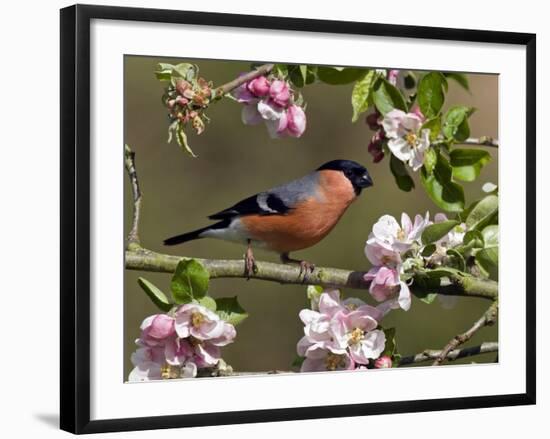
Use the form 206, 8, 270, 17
325, 353, 346, 371
349, 327, 364, 345
406, 132, 417, 146
397, 228, 406, 240
191, 312, 205, 328
161, 364, 180, 379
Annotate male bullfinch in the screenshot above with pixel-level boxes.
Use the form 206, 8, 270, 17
164, 160, 373, 278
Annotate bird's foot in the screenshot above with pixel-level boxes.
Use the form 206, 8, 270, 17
280, 253, 315, 283
244, 243, 257, 280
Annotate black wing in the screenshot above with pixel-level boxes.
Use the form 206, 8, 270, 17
208, 192, 291, 220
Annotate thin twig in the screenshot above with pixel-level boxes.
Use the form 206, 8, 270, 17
398, 341, 498, 366
125, 144, 142, 249
460, 137, 499, 148
217, 63, 274, 96
432, 301, 498, 366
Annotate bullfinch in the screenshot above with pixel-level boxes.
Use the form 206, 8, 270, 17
164, 159, 373, 278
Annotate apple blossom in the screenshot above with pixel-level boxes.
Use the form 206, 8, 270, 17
269, 80, 290, 107
374, 355, 393, 369
246, 76, 270, 97
364, 265, 412, 311
286, 105, 307, 138
382, 109, 431, 171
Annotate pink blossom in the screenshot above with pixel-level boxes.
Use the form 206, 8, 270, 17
139, 314, 176, 347
286, 105, 307, 137
232, 75, 256, 103
388, 69, 400, 85
175, 303, 226, 341
410, 105, 425, 121
257, 100, 288, 138
301, 348, 354, 372
269, 80, 290, 107
247, 76, 270, 97
342, 307, 386, 364
364, 266, 411, 311
382, 109, 431, 171
128, 345, 198, 381
374, 355, 393, 368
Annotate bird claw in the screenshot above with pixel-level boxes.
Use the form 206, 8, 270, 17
244, 246, 257, 280
299, 261, 316, 283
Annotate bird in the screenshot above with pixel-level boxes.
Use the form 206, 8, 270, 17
163, 159, 373, 279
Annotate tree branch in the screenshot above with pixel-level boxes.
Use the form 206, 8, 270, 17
125, 248, 497, 299
398, 341, 498, 366
432, 301, 498, 366
460, 137, 499, 148
216, 63, 274, 96
125, 144, 142, 250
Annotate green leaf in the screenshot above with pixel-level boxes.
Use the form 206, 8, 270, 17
382, 327, 399, 358
422, 220, 459, 244
318, 67, 366, 85
171, 259, 210, 303
172, 63, 195, 80
443, 106, 474, 141
465, 194, 498, 230
137, 277, 173, 312
417, 72, 446, 118
420, 153, 465, 212
450, 148, 491, 182
306, 285, 323, 309
446, 248, 466, 271
197, 295, 217, 312
421, 117, 442, 143
463, 229, 484, 248
482, 225, 499, 247
444, 72, 470, 91
299, 65, 308, 84
291, 356, 305, 368
175, 124, 197, 157
155, 63, 175, 81
215, 296, 248, 326
423, 147, 438, 174
390, 154, 415, 192
351, 70, 376, 122
421, 243, 437, 257
372, 77, 407, 115
476, 246, 499, 280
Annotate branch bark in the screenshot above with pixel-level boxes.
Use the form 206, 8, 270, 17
217, 63, 274, 96
432, 301, 498, 366
125, 248, 497, 299
125, 144, 142, 249
460, 137, 499, 148
398, 341, 498, 366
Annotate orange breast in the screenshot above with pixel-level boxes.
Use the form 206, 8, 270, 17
241, 170, 357, 253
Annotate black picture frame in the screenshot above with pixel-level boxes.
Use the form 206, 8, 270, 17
60, 4, 536, 434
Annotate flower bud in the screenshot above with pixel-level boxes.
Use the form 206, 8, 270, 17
374, 355, 393, 369
366, 111, 381, 130
247, 76, 270, 97
388, 70, 399, 86
175, 96, 188, 106
175, 79, 191, 96
269, 80, 290, 107
286, 105, 306, 138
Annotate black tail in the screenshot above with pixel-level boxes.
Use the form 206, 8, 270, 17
163, 227, 208, 246
163, 220, 230, 246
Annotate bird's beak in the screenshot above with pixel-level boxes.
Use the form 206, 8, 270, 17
358, 173, 373, 188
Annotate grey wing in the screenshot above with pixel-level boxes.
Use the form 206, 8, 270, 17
207, 172, 320, 220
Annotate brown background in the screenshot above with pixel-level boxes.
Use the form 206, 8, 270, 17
124, 56, 498, 378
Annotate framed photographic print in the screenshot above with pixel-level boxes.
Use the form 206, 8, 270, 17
60, 4, 536, 434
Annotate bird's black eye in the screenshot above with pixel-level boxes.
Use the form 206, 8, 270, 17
344, 169, 353, 178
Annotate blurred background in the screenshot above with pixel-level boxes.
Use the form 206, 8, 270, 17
124, 56, 498, 378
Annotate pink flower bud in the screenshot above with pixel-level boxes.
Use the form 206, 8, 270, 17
175, 96, 189, 106
374, 355, 393, 369
286, 105, 307, 138
175, 79, 191, 96
410, 105, 425, 122
246, 76, 270, 97
366, 111, 381, 130
388, 70, 399, 85
368, 130, 385, 163
269, 80, 290, 107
